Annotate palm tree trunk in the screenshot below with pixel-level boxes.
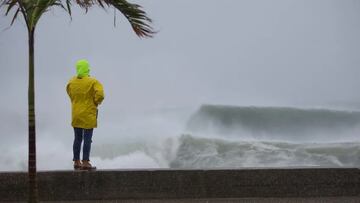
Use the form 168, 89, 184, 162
28, 28, 38, 203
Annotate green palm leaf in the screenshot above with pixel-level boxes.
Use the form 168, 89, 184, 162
110, 0, 155, 37
2, 0, 155, 37
74, 0, 156, 37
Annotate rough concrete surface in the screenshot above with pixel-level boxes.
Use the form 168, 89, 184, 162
50, 197, 360, 203
0, 168, 359, 202
3, 197, 360, 203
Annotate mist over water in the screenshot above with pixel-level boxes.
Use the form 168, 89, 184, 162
92, 105, 360, 169
187, 105, 360, 142
1, 104, 360, 171
171, 135, 360, 168
176, 105, 360, 168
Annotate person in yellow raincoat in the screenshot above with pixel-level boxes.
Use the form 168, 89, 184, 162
66, 59, 104, 170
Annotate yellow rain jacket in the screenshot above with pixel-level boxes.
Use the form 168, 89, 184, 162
66, 60, 104, 129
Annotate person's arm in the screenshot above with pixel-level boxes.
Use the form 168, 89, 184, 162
94, 80, 104, 106
66, 83, 72, 100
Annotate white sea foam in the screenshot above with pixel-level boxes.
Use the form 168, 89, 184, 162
1, 105, 360, 171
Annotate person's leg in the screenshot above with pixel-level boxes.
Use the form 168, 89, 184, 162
82, 128, 95, 169
73, 128, 83, 169
82, 128, 93, 161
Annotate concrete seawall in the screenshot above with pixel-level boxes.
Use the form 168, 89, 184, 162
0, 168, 359, 201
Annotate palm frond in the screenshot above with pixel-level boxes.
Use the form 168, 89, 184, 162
26, 0, 61, 29
5, 0, 17, 15
2, 0, 155, 36
66, 0, 72, 17
2, 0, 64, 30
109, 0, 155, 38
74, 0, 155, 38
97, 0, 105, 8
10, 7, 19, 25
1, 0, 28, 29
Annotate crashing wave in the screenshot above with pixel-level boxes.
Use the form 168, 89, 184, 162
186, 105, 360, 141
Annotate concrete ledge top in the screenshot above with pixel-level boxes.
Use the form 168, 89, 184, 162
2, 166, 359, 173
1, 168, 359, 201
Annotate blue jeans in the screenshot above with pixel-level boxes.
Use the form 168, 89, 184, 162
73, 128, 93, 161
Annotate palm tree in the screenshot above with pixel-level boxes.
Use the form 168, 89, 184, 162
1, 1, 155, 202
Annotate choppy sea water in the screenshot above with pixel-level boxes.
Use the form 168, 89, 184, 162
92, 105, 360, 169
1, 105, 360, 170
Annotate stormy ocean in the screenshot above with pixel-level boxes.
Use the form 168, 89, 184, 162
1, 104, 360, 171
90, 105, 360, 169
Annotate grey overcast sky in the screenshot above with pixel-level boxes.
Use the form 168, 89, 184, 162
1, 0, 360, 141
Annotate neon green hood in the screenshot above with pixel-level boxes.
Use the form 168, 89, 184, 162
76, 59, 90, 78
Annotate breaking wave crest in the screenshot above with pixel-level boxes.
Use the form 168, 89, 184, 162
2, 104, 360, 170
170, 134, 360, 168
92, 133, 360, 169
92, 105, 360, 169
186, 105, 360, 142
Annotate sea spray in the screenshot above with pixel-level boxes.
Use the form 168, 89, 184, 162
1, 105, 360, 170
187, 105, 360, 142
170, 134, 360, 168
92, 105, 360, 169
